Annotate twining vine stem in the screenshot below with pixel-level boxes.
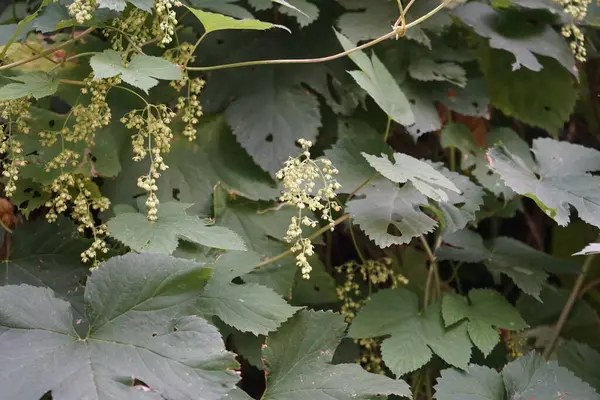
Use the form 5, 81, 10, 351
186, 1, 449, 72
421, 234, 443, 311
543, 251, 598, 358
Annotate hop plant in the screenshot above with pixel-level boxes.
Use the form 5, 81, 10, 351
554, 0, 591, 61
67, 0, 98, 24
276, 139, 341, 279
153, 0, 182, 46
121, 104, 176, 221
0, 98, 31, 197
106, 8, 151, 53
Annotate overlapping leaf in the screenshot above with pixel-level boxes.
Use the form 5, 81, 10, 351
348, 177, 438, 247
442, 289, 528, 356
0, 71, 59, 100
1, 218, 90, 320
480, 48, 577, 134
187, 6, 289, 33
441, 124, 534, 198
437, 229, 579, 298
335, 31, 414, 126
488, 138, 600, 228
557, 340, 600, 392
455, 2, 575, 73
348, 288, 472, 377
363, 152, 460, 202
107, 201, 246, 254
435, 352, 600, 400
0, 254, 240, 399
90, 49, 182, 93
262, 310, 411, 399
195, 251, 301, 335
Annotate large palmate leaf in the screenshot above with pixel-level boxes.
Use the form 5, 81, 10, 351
97, 0, 152, 11
103, 115, 278, 215
435, 352, 600, 400
335, 31, 414, 126
107, 202, 246, 254
363, 152, 460, 202
401, 80, 442, 139
480, 49, 577, 134
557, 340, 600, 392
187, 6, 288, 33
348, 288, 472, 377
0, 71, 59, 100
426, 161, 485, 233
442, 289, 528, 356
261, 310, 411, 399
455, 2, 575, 72
90, 50, 183, 93
0, 254, 240, 399
408, 57, 467, 87
348, 177, 437, 247
224, 67, 322, 175
437, 229, 578, 299
1, 218, 90, 319
195, 251, 301, 335
488, 138, 600, 228
441, 124, 534, 198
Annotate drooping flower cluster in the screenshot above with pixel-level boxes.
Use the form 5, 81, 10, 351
554, 0, 591, 62
45, 174, 110, 266
67, 0, 98, 24
153, 0, 182, 46
121, 104, 176, 221
177, 78, 205, 141
276, 139, 341, 279
107, 8, 151, 53
0, 98, 31, 197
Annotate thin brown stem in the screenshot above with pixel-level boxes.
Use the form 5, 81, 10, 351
543, 252, 597, 358
0, 27, 96, 72
186, 2, 448, 72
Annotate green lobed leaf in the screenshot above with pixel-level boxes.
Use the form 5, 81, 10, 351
348, 177, 438, 248
1, 218, 90, 321
0, 71, 59, 100
480, 49, 577, 135
187, 6, 289, 33
488, 138, 600, 228
89, 49, 183, 93
0, 253, 240, 399
437, 229, 579, 299
408, 57, 467, 87
107, 201, 246, 254
195, 251, 301, 335
455, 2, 575, 73
335, 31, 415, 126
262, 310, 411, 399
436, 351, 600, 400
426, 161, 485, 233
363, 152, 460, 202
557, 340, 600, 392
348, 288, 472, 377
442, 289, 528, 356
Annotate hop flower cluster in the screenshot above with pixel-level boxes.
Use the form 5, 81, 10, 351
0, 98, 31, 197
335, 258, 408, 374
177, 78, 205, 141
153, 0, 182, 46
502, 330, 528, 359
45, 175, 111, 266
276, 139, 341, 279
68, 0, 98, 24
335, 258, 409, 322
121, 104, 176, 221
554, 0, 591, 62
107, 8, 151, 52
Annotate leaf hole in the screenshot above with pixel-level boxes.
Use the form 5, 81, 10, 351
216, 39, 224, 45
48, 119, 55, 128
265, 134, 274, 143
173, 188, 181, 201
544, 106, 551, 111
151, 332, 157, 337
487, 170, 494, 176
409, 98, 416, 105
313, 285, 321, 292
472, 101, 479, 108
91, 156, 97, 162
